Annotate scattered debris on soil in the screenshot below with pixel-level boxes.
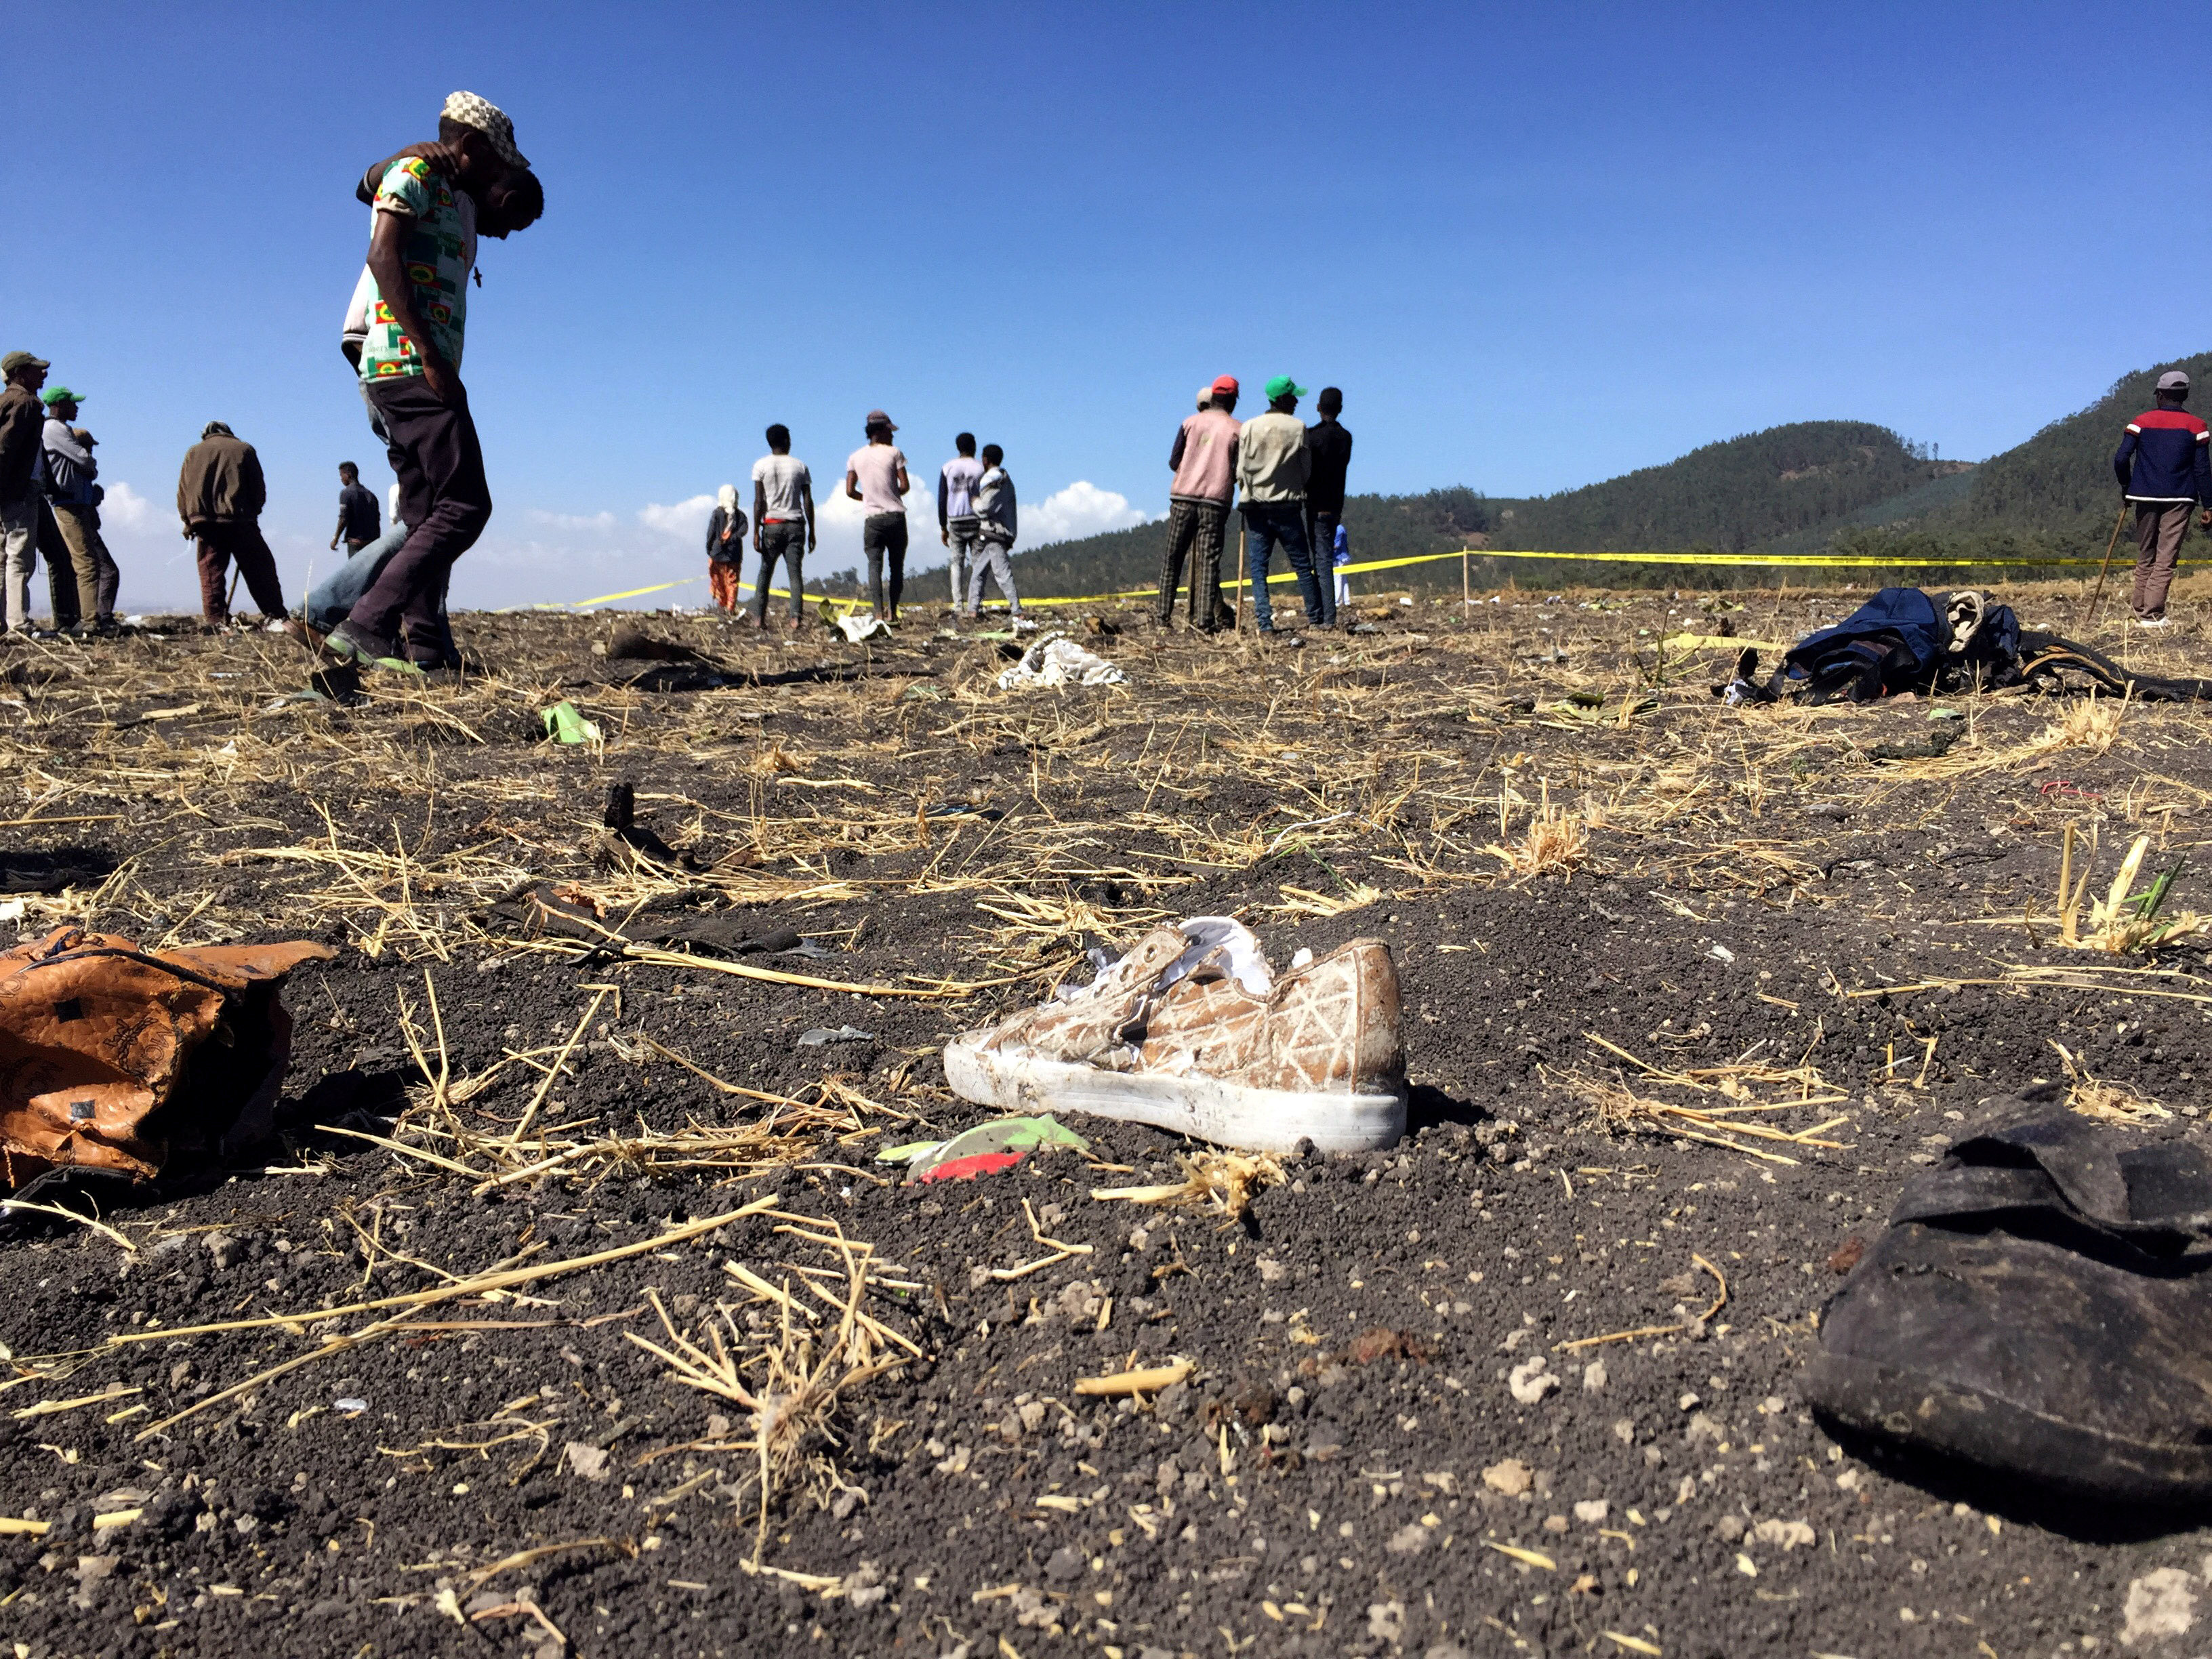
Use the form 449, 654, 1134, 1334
3, 588, 2212, 1658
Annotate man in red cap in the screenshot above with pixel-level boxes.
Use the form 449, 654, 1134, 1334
1156, 376, 1240, 632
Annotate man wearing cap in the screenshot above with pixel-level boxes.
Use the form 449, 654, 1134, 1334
0, 352, 49, 634
325, 91, 533, 671
178, 422, 287, 627
40, 388, 119, 632
1304, 388, 1352, 623
1157, 376, 1242, 632
845, 411, 912, 622
1234, 375, 1326, 634
2114, 369, 2212, 628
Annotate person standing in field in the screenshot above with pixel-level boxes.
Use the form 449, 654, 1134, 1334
40, 388, 118, 633
939, 432, 985, 610
2114, 369, 2212, 628
1235, 375, 1324, 634
178, 422, 288, 628
964, 443, 1021, 619
845, 410, 911, 622
1304, 386, 1351, 623
750, 424, 814, 630
332, 461, 381, 555
1156, 375, 1241, 632
705, 484, 747, 613
0, 351, 49, 635
325, 91, 535, 671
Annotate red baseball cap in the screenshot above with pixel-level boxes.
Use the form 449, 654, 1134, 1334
1210, 375, 1240, 398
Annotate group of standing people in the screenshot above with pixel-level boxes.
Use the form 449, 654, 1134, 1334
0, 352, 121, 635
1159, 375, 1353, 635
703, 415, 1019, 626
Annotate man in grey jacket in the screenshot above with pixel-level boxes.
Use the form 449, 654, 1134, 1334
41, 388, 119, 632
1233, 375, 1324, 634
963, 445, 1021, 619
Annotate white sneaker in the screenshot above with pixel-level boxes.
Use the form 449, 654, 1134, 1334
943, 918, 1407, 1153
2136, 616, 2171, 630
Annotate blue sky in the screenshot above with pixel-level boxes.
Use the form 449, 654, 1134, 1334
7, 2, 2192, 610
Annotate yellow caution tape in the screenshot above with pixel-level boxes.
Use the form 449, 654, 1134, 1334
559, 542, 2178, 615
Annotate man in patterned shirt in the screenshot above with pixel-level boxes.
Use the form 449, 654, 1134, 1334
325, 91, 532, 672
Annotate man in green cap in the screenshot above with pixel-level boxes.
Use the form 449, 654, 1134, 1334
0, 351, 49, 634
1233, 375, 1325, 634
40, 388, 119, 632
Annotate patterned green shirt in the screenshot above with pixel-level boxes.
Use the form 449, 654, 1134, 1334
358, 158, 471, 383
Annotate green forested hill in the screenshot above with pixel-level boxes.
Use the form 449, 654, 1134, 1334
1486, 421, 1954, 554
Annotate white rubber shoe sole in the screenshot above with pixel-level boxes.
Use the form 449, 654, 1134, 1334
943, 1030, 1406, 1155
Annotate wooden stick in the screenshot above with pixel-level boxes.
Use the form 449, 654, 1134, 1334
2081, 502, 2131, 629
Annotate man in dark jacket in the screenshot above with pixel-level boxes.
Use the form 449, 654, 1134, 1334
1304, 388, 1352, 613
0, 350, 49, 634
178, 422, 287, 628
2114, 369, 2212, 627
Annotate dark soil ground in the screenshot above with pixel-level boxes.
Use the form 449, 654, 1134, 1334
5, 584, 2212, 1659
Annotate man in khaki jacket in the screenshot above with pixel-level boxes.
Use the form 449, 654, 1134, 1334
177, 422, 288, 629
1233, 375, 1324, 635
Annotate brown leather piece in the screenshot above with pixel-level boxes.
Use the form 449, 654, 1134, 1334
0, 926, 335, 1191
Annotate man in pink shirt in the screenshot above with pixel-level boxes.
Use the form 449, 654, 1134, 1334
1157, 376, 1240, 632
844, 409, 912, 622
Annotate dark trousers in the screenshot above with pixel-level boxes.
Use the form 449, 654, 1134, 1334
348, 376, 491, 658
37, 499, 75, 629
52, 504, 119, 623
1303, 507, 1342, 627
2133, 502, 2193, 619
1158, 497, 1232, 628
862, 512, 907, 617
1242, 502, 1323, 630
753, 520, 806, 624
195, 520, 285, 622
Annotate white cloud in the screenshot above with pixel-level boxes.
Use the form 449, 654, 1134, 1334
1025, 480, 1155, 546
100, 480, 158, 532
523, 507, 618, 532
637, 493, 718, 539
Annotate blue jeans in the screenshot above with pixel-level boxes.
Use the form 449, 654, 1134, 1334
306, 520, 408, 632
1242, 503, 1325, 630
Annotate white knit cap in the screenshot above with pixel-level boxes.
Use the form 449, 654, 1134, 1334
442, 91, 528, 169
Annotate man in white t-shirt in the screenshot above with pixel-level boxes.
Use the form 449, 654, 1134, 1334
938, 432, 984, 609
750, 424, 815, 630
844, 409, 911, 621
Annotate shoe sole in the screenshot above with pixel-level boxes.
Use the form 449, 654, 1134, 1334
943, 1031, 1405, 1154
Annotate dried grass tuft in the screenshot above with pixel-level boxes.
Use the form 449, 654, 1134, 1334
1092, 1149, 1286, 1221
2051, 1042, 2171, 1124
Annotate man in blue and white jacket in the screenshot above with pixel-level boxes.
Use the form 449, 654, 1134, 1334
2114, 369, 2212, 626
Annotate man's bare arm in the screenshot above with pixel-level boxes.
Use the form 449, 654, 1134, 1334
753, 480, 767, 553
845, 468, 862, 502
367, 210, 458, 403
894, 462, 910, 497
800, 480, 816, 550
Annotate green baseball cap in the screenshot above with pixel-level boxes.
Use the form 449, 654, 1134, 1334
41, 386, 82, 405
1264, 375, 1308, 401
